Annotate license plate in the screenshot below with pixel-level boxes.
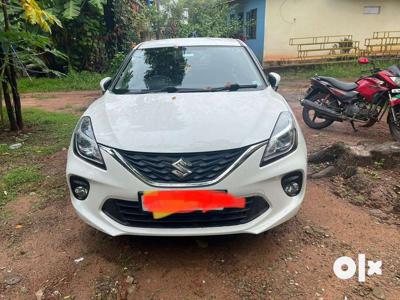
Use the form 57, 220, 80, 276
392, 89, 400, 94
139, 190, 244, 219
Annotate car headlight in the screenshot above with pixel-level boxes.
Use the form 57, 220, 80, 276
74, 116, 105, 168
260, 111, 297, 166
390, 77, 400, 86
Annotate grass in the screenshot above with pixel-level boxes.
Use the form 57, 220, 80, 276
0, 166, 43, 207
279, 59, 400, 80
3, 166, 42, 187
0, 108, 79, 157
0, 108, 78, 207
18, 71, 106, 93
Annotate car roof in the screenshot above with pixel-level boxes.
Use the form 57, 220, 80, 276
137, 38, 242, 49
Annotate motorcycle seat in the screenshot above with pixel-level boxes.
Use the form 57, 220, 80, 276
318, 76, 358, 91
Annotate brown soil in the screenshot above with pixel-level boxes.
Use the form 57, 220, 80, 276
1, 82, 399, 299
21, 91, 101, 114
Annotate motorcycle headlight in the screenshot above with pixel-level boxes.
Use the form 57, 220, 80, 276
74, 116, 105, 168
260, 111, 297, 166
390, 77, 400, 86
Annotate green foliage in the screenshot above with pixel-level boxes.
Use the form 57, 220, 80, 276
18, 71, 105, 93
132, 4, 164, 40
88, 0, 107, 13
0, 1, 65, 77
110, 0, 140, 56
52, 9, 108, 71
0, 108, 78, 207
133, 0, 240, 40
143, 47, 187, 86
0, 165, 43, 207
1, 0, 65, 131
20, 0, 62, 32
177, 0, 241, 38
3, 166, 42, 188
374, 159, 385, 169
22, 109, 78, 144
49, 0, 135, 72
0, 108, 78, 159
0, 30, 66, 77
62, 0, 82, 19
56, 0, 106, 20
109, 52, 126, 75
8, 0, 241, 73
281, 59, 400, 80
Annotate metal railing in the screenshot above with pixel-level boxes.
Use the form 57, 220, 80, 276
289, 35, 359, 60
365, 31, 400, 56
372, 31, 400, 39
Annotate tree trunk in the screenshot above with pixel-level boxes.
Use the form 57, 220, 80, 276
155, 0, 161, 40
6, 63, 23, 129
1, 0, 8, 30
1, 81, 17, 131
1, 0, 23, 130
0, 85, 4, 125
104, 0, 116, 59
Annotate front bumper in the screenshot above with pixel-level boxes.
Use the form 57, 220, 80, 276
66, 138, 307, 237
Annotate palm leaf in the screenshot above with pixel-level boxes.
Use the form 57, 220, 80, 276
88, 0, 106, 13
63, 0, 82, 20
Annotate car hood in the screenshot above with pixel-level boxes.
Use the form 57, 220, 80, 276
86, 88, 289, 153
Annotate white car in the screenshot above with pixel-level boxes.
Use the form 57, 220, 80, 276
66, 38, 307, 236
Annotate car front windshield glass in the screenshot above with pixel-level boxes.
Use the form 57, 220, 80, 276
113, 46, 266, 93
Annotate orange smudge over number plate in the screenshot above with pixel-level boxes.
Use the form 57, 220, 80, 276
142, 191, 245, 219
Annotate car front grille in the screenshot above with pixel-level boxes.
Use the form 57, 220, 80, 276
102, 197, 269, 228
115, 147, 248, 184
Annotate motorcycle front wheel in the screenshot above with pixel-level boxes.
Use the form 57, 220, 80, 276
388, 106, 400, 142
302, 93, 338, 129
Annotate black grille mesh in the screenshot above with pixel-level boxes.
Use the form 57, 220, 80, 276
116, 147, 248, 184
102, 197, 269, 228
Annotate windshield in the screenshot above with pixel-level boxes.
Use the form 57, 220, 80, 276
113, 46, 266, 93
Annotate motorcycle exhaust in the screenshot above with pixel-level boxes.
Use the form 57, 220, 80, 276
301, 99, 343, 121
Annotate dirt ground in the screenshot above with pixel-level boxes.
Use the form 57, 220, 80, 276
1, 81, 399, 299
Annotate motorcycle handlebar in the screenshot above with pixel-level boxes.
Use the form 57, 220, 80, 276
360, 67, 382, 76
370, 67, 382, 73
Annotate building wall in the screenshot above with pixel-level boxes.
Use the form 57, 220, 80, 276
264, 0, 400, 62
233, 0, 266, 61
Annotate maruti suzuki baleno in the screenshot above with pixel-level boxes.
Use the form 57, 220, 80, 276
66, 38, 307, 236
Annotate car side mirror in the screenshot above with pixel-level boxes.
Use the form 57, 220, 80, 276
100, 77, 112, 93
268, 72, 281, 91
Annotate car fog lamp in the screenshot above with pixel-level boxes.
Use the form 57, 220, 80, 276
281, 172, 303, 197
70, 176, 90, 200
283, 182, 300, 197
74, 186, 89, 200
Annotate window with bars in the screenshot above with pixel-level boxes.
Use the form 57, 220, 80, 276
246, 9, 257, 40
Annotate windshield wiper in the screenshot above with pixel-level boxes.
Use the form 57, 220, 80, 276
210, 83, 259, 92
152, 84, 259, 93
155, 86, 230, 93
156, 86, 205, 93
113, 84, 259, 94
117, 86, 210, 94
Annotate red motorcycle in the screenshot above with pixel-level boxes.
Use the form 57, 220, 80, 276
300, 58, 400, 142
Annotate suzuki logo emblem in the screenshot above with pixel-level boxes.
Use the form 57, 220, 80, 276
172, 158, 192, 178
